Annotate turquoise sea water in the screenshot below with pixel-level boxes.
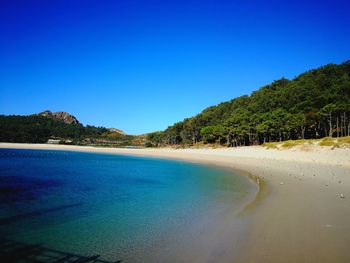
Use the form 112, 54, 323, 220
0, 149, 253, 262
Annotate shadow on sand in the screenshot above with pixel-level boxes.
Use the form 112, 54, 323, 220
0, 238, 122, 263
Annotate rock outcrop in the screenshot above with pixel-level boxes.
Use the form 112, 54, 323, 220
38, 110, 80, 125
107, 128, 125, 134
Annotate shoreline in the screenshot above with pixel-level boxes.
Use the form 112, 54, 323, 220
1, 143, 350, 262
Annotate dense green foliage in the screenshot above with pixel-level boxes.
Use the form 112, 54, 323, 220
0, 115, 138, 146
147, 61, 350, 146
0, 115, 108, 143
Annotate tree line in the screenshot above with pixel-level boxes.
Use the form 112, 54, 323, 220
147, 61, 350, 147
0, 115, 111, 144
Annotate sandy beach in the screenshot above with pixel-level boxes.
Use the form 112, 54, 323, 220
1, 143, 350, 262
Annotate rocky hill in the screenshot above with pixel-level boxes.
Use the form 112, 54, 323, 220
38, 110, 80, 125
107, 128, 125, 134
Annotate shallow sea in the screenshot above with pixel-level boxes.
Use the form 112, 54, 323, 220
0, 148, 253, 262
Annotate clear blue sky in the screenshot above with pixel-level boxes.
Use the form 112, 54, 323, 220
1, 0, 349, 134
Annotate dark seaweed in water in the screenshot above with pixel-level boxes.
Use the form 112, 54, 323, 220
0, 203, 82, 225
0, 238, 121, 263
0, 175, 62, 204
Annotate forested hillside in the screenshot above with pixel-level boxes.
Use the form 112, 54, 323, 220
147, 61, 350, 147
0, 114, 140, 146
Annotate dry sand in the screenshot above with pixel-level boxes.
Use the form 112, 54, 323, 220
1, 143, 350, 263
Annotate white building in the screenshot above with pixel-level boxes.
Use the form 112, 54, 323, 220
47, 139, 61, 144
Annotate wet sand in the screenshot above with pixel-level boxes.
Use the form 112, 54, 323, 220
1, 143, 350, 262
